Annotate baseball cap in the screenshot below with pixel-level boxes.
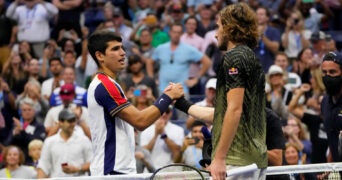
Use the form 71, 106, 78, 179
268, 65, 283, 75
205, 78, 217, 89
322, 52, 342, 67
171, 3, 183, 13
310, 31, 326, 43
58, 108, 76, 121
60, 84, 75, 101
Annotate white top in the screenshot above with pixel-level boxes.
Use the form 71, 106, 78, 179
6, 2, 58, 42
37, 131, 92, 177
140, 121, 185, 169
87, 73, 135, 175
41, 78, 64, 99
0, 166, 36, 178
44, 104, 89, 128
282, 30, 312, 58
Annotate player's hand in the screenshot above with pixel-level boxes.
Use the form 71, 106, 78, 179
163, 83, 184, 100
206, 158, 226, 180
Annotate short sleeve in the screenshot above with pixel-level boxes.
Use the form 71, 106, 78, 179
95, 74, 131, 117
222, 53, 246, 92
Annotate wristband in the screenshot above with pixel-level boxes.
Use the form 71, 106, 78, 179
153, 94, 172, 115
174, 96, 193, 113
160, 133, 168, 139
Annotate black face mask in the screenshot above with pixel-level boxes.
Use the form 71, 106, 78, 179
323, 75, 342, 96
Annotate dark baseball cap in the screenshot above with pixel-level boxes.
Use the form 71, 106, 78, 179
322, 51, 342, 66
58, 108, 76, 121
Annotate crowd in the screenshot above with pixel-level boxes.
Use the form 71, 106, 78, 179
0, 0, 342, 178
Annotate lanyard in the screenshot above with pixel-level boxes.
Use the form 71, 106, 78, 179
295, 33, 301, 49
5, 168, 11, 178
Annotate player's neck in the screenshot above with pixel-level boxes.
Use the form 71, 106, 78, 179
98, 68, 117, 80
227, 41, 237, 51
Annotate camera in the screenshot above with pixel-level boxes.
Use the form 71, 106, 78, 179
293, 18, 300, 25
133, 89, 147, 97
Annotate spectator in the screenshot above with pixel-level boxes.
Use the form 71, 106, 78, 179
274, 52, 302, 91
283, 115, 312, 164
284, 143, 313, 179
6, 0, 58, 58
1, 53, 28, 95
146, 23, 211, 97
181, 16, 206, 96
195, 3, 217, 38
18, 40, 37, 67
176, 120, 206, 169
5, 98, 46, 163
112, 7, 133, 42
140, 106, 185, 169
265, 64, 291, 120
281, 10, 311, 61
0, 79, 17, 152
130, 14, 169, 48
51, 0, 84, 40
44, 83, 90, 138
49, 67, 87, 107
297, 0, 333, 33
255, 6, 281, 72
27, 58, 47, 85
134, 128, 155, 173
161, 3, 187, 33
41, 57, 64, 101
0, 0, 17, 72
27, 139, 43, 168
123, 54, 158, 98
15, 80, 49, 123
37, 109, 92, 178
310, 31, 328, 65
62, 50, 86, 87
0, 145, 36, 178
288, 83, 328, 164
293, 47, 315, 84
306, 69, 325, 115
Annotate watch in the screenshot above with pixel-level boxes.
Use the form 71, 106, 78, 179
160, 133, 168, 139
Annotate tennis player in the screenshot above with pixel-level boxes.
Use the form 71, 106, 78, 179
87, 30, 184, 176
174, 3, 267, 180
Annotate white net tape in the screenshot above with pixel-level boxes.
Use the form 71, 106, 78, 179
1, 163, 342, 180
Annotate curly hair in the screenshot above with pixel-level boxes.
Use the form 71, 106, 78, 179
218, 2, 259, 49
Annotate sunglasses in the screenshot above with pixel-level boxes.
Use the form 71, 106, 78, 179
170, 53, 174, 64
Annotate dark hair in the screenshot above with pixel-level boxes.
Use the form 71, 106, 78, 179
323, 51, 342, 70
49, 57, 64, 66
297, 47, 312, 61
170, 22, 183, 32
191, 120, 206, 129
88, 30, 123, 67
64, 50, 76, 57
184, 16, 198, 25
257, 5, 271, 18
218, 2, 259, 49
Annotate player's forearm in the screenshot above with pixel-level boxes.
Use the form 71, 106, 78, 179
268, 149, 283, 166
213, 108, 241, 161
188, 105, 214, 123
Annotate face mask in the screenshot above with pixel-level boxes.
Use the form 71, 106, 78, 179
323, 75, 342, 96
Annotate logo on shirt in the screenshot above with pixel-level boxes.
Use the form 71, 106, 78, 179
159, 98, 164, 104
228, 67, 238, 75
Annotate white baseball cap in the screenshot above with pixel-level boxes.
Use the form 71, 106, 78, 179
268, 65, 283, 75
205, 78, 217, 89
